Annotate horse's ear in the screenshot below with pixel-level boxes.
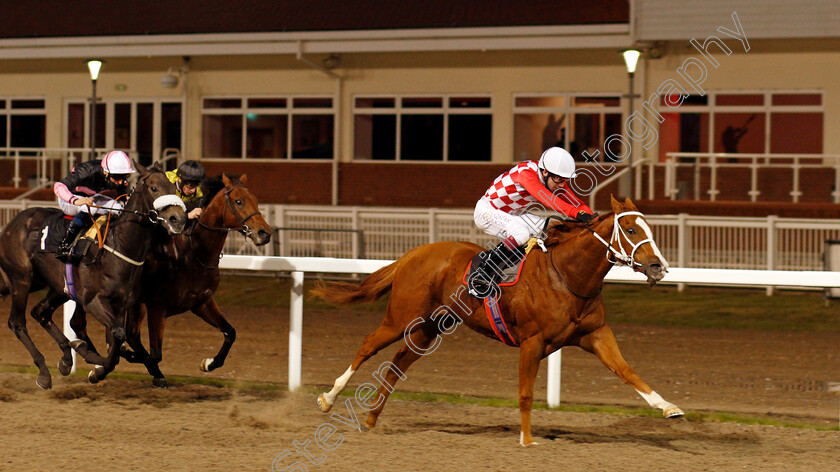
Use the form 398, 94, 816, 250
610, 194, 622, 213
149, 161, 163, 172
221, 173, 232, 188
134, 159, 149, 177
624, 196, 638, 210
239, 174, 248, 185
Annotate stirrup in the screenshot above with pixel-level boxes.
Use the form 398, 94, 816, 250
56, 243, 72, 261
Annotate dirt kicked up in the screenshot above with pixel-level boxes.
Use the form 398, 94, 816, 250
0, 297, 838, 471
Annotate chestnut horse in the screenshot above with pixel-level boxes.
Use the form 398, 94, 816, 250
0, 162, 186, 388
311, 196, 683, 445
69, 174, 272, 387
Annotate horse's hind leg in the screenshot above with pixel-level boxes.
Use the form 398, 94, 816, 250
6, 282, 51, 389
580, 325, 683, 418
192, 298, 236, 373
29, 289, 74, 376
317, 314, 407, 413
361, 324, 441, 430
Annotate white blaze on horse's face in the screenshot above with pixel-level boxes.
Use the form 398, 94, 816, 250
633, 217, 669, 270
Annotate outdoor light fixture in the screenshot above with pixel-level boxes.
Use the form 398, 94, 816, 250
161, 67, 179, 88
621, 49, 641, 197
87, 60, 102, 158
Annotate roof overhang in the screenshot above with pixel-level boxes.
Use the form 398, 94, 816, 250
0, 24, 632, 60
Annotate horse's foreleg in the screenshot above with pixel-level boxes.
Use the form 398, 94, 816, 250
68, 304, 107, 366
517, 336, 544, 446
85, 297, 125, 384
7, 282, 51, 389
191, 297, 236, 373
580, 325, 683, 418
29, 289, 74, 376
144, 305, 168, 388
121, 303, 151, 364
318, 317, 405, 413
362, 325, 440, 430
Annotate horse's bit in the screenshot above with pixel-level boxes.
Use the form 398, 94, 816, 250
198, 185, 260, 238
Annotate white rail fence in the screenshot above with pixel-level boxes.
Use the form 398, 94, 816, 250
4, 201, 840, 276
0, 148, 139, 188
63, 256, 840, 408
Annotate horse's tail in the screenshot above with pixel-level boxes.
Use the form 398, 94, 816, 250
310, 261, 400, 305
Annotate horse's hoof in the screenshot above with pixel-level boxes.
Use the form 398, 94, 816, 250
317, 394, 333, 413
58, 358, 73, 376
200, 358, 214, 372
69, 339, 87, 351
36, 375, 52, 390
519, 432, 538, 446
88, 366, 104, 384
152, 378, 168, 389
358, 423, 370, 433
664, 406, 685, 418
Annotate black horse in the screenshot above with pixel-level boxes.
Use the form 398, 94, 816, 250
71, 174, 272, 387
0, 162, 187, 389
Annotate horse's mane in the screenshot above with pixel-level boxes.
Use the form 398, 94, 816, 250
542, 212, 612, 248
200, 174, 242, 208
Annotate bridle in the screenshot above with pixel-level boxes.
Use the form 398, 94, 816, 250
583, 211, 657, 268
197, 184, 260, 239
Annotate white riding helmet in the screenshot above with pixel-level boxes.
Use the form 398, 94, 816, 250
101, 150, 136, 174
538, 147, 576, 179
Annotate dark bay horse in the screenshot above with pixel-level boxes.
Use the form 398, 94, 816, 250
311, 196, 683, 445
0, 162, 186, 389
71, 174, 272, 387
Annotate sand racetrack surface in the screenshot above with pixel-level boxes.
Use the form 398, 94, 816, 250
0, 298, 838, 471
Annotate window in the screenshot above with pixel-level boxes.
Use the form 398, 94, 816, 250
658, 91, 823, 160
353, 95, 492, 162
202, 96, 335, 159
513, 93, 622, 162
0, 98, 46, 149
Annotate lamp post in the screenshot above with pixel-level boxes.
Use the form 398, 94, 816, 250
87, 60, 102, 159
622, 49, 640, 198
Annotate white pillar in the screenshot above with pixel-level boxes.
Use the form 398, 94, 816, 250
63, 301, 78, 374
289, 271, 304, 391
547, 349, 561, 407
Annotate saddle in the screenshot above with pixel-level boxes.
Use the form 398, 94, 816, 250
31, 213, 105, 264
462, 238, 546, 347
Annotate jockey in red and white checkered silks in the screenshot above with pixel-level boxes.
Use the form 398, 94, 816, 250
468, 147, 595, 297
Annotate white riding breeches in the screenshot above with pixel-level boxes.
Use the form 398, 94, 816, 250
473, 197, 545, 247
57, 195, 124, 217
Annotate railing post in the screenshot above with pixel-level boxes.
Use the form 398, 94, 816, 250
790, 156, 802, 203
429, 208, 438, 244
289, 271, 304, 391
748, 156, 761, 202
13, 153, 21, 187
351, 207, 360, 259
708, 154, 719, 201
277, 205, 287, 257
834, 159, 840, 204
677, 213, 688, 292
648, 159, 655, 200
547, 349, 561, 408
766, 215, 777, 296
62, 301, 78, 373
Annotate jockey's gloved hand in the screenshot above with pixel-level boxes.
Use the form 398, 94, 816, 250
576, 211, 596, 224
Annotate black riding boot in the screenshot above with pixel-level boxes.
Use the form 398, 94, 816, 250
468, 241, 523, 298
56, 222, 84, 261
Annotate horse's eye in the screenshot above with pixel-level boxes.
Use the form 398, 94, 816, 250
151, 186, 157, 192
627, 228, 637, 235
236, 199, 243, 206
